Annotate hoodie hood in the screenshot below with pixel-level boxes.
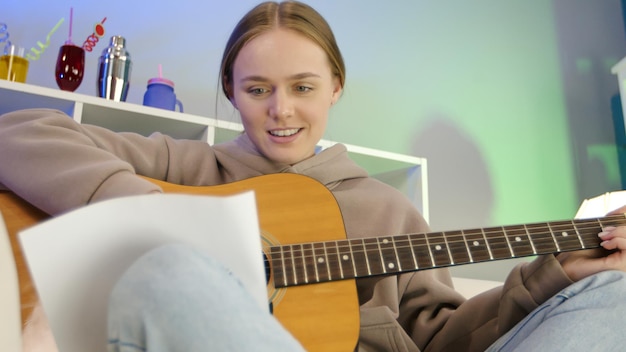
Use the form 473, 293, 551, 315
214, 133, 368, 188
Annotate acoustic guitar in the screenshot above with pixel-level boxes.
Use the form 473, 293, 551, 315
2, 173, 625, 351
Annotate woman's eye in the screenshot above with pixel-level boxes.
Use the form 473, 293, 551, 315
249, 87, 268, 95
295, 85, 312, 93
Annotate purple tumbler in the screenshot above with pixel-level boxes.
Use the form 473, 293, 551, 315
142, 77, 183, 112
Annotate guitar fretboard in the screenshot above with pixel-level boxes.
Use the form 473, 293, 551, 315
268, 214, 626, 288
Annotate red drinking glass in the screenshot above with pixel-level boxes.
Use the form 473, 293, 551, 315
55, 44, 85, 92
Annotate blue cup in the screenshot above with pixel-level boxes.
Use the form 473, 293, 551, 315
142, 77, 183, 112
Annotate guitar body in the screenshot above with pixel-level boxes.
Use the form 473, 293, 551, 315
0, 189, 48, 326
150, 174, 360, 351
1, 174, 360, 351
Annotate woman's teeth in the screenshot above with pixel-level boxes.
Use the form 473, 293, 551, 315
270, 128, 299, 137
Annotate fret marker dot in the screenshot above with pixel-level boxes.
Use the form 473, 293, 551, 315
473, 241, 480, 246
382, 239, 389, 244
342, 254, 349, 261
515, 236, 522, 242
388, 262, 395, 269
435, 245, 442, 251
561, 231, 569, 237
317, 257, 325, 264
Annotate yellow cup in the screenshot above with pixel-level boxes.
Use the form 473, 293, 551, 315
0, 45, 29, 83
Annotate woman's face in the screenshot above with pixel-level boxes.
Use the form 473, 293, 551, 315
230, 28, 342, 165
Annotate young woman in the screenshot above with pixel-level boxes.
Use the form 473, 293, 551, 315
1, 1, 626, 351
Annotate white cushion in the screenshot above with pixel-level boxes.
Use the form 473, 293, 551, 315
452, 277, 502, 299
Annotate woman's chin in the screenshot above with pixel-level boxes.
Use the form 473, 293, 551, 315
265, 150, 315, 165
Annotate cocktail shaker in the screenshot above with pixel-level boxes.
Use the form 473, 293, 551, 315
97, 35, 131, 101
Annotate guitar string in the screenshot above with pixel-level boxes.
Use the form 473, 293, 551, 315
274, 219, 624, 261
275, 216, 624, 259
269, 216, 626, 284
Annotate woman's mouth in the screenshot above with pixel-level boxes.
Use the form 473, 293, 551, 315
269, 128, 301, 137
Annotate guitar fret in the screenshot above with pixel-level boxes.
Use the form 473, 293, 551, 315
391, 236, 403, 271
349, 239, 371, 277
426, 232, 452, 266
422, 232, 436, 267
395, 235, 418, 271
375, 238, 386, 274
575, 218, 604, 249
325, 241, 343, 280
483, 227, 511, 260
549, 221, 583, 252
443, 230, 471, 265
500, 226, 515, 257
364, 238, 384, 276
282, 245, 296, 286
442, 231, 455, 265
290, 244, 301, 285
464, 229, 491, 263
504, 225, 535, 257
570, 221, 585, 249
460, 230, 474, 263
522, 224, 538, 254
406, 235, 419, 269
348, 240, 358, 277
377, 237, 400, 274
269, 246, 286, 287
546, 223, 561, 252
527, 224, 557, 253
409, 233, 433, 269
480, 228, 494, 260
323, 242, 335, 281
313, 243, 330, 282
337, 240, 356, 279
301, 243, 315, 284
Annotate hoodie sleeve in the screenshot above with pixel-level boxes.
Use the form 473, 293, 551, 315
0, 109, 215, 215
421, 254, 573, 351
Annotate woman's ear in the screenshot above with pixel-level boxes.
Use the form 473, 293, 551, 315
230, 96, 238, 110
330, 77, 342, 106
224, 81, 238, 110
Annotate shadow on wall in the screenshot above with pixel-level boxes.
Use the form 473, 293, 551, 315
411, 116, 494, 232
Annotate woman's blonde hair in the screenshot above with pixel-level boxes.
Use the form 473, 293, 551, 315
220, 1, 345, 99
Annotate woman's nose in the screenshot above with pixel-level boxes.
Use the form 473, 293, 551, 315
269, 90, 294, 119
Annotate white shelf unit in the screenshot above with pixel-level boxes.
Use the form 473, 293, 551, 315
0, 80, 429, 221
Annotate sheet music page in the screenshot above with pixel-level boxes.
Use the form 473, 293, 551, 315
20, 192, 266, 352
575, 190, 626, 218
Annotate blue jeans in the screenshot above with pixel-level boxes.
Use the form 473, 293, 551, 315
107, 244, 305, 352
486, 269, 626, 351
108, 244, 626, 351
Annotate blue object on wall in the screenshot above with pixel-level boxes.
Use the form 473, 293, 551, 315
610, 93, 626, 189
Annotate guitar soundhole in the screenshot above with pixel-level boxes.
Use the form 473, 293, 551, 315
263, 252, 273, 313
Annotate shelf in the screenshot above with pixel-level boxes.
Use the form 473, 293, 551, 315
0, 80, 429, 221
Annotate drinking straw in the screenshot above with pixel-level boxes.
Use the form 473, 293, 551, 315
158, 64, 163, 78
66, 7, 74, 45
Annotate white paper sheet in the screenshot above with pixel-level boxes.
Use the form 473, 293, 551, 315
20, 192, 266, 352
575, 190, 626, 218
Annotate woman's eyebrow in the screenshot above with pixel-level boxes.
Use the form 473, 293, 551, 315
239, 72, 321, 84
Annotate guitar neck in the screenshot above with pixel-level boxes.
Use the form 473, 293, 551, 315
269, 214, 626, 288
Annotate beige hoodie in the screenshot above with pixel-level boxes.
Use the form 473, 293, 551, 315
0, 109, 574, 351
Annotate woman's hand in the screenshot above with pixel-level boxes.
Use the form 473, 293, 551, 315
556, 205, 626, 281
